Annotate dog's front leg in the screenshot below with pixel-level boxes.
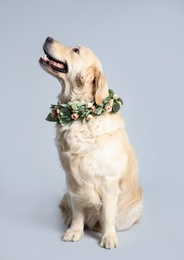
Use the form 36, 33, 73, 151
62, 197, 84, 242
100, 183, 119, 249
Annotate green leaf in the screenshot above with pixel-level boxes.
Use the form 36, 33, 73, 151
118, 98, 123, 105
78, 106, 85, 115
112, 102, 120, 113
61, 115, 71, 121
50, 104, 57, 109
45, 113, 57, 122
82, 117, 87, 124
59, 118, 70, 126
60, 122, 69, 127
108, 89, 114, 97
68, 102, 78, 110
72, 103, 78, 110
60, 107, 71, 117
85, 110, 91, 117
77, 102, 85, 107
103, 96, 111, 103
95, 107, 103, 115
61, 104, 68, 107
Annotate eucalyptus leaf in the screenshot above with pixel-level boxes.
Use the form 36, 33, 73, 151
50, 104, 57, 109
112, 102, 120, 113
78, 106, 85, 114
95, 107, 103, 115
103, 96, 111, 103
61, 104, 68, 107
60, 121, 69, 127
85, 110, 91, 117
108, 89, 114, 97
60, 118, 70, 126
82, 118, 87, 124
61, 115, 71, 120
60, 107, 71, 117
71, 103, 77, 110
45, 113, 57, 122
118, 98, 123, 105
77, 102, 85, 107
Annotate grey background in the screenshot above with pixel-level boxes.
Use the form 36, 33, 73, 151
0, 0, 184, 259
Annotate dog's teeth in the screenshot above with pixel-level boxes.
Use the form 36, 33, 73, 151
43, 54, 47, 60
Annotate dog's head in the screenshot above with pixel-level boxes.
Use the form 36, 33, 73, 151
39, 37, 108, 104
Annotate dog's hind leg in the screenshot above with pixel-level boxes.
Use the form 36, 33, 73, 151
115, 187, 143, 231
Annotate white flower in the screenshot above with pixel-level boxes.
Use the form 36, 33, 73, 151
113, 94, 119, 99
91, 106, 95, 112
105, 106, 112, 113
71, 113, 79, 120
86, 102, 93, 108
109, 99, 114, 106
86, 114, 93, 121
56, 108, 60, 114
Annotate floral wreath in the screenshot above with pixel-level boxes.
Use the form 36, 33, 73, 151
46, 89, 123, 126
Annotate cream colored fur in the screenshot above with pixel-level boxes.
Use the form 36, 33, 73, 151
40, 37, 143, 249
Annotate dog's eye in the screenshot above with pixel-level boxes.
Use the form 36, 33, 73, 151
73, 48, 80, 54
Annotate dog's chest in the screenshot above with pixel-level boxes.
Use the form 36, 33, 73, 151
56, 122, 126, 180
56, 121, 99, 154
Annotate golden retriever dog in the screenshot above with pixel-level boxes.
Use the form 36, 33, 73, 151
39, 37, 142, 249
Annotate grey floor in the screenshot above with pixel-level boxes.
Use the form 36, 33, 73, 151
1, 0, 184, 259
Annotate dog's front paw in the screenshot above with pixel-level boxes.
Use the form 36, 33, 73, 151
62, 229, 83, 242
100, 234, 118, 249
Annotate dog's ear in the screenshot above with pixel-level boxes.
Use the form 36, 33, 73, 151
94, 70, 108, 105
78, 66, 108, 105
77, 66, 96, 88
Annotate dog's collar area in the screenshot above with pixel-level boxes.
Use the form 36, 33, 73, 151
46, 89, 123, 127
39, 49, 68, 73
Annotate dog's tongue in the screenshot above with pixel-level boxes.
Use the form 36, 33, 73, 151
49, 60, 64, 69
42, 54, 64, 69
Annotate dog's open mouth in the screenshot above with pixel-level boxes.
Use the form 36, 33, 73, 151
39, 49, 68, 73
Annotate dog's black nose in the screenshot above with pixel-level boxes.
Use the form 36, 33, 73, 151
46, 37, 53, 43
